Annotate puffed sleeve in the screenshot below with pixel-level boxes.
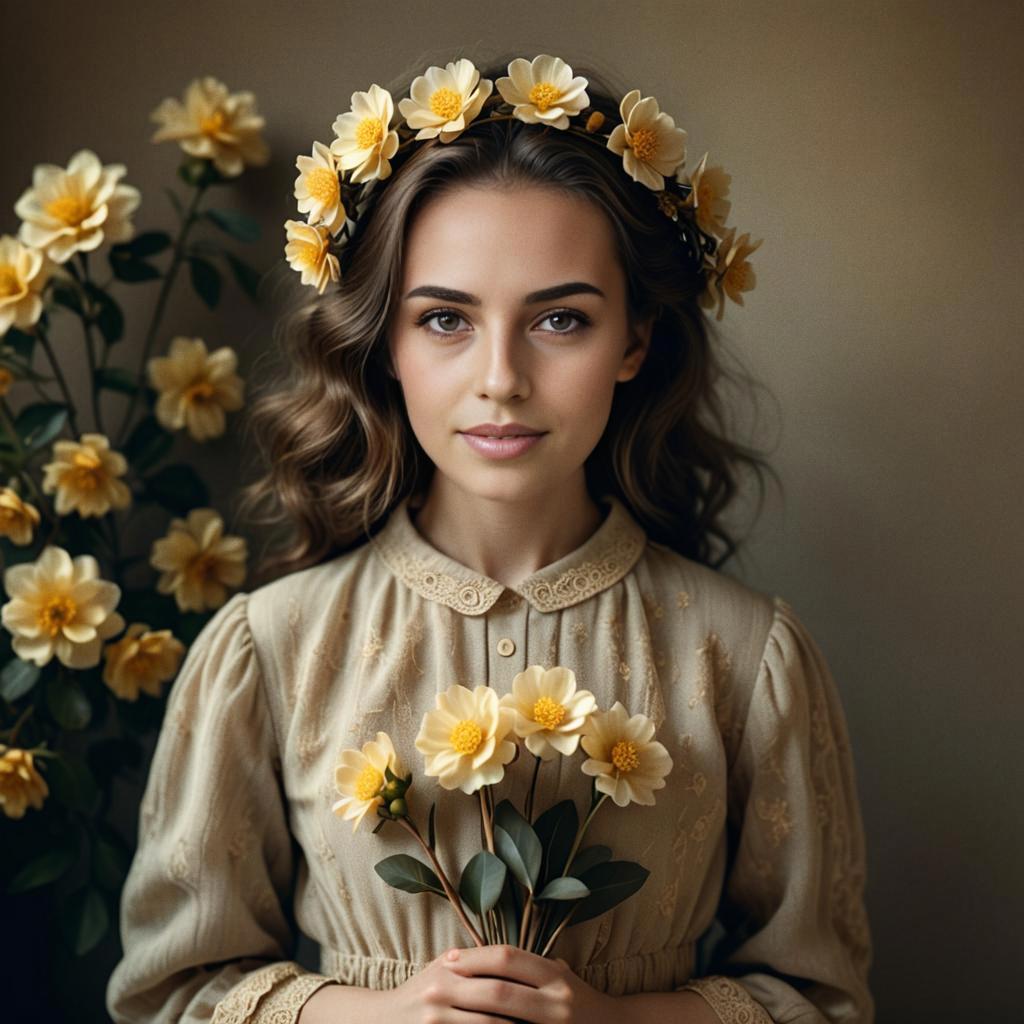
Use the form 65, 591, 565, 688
678, 597, 874, 1023
106, 591, 338, 1023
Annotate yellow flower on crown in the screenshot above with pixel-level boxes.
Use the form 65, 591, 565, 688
283, 220, 341, 295
15, 149, 141, 264
330, 84, 400, 184
294, 142, 348, 236
679, 152, 732, 239
102, 623, 186, 702
498, 665, 598, 761
415, 683, 518, 794
0, 745, 49, 819
606, 89, 688, 191
332, 731, 407, 834
0, 235, 56, 334
147, 336, 245, 442
579, 701, 673, 807
41, 433, 132, 519
699, 226, 763, 322
495, 54, 590, 130
0, 487, 41, 546
0, 545, 124, 669
150, 76, 270, 177
398, 58, 494, 143
150, 507, 248, 613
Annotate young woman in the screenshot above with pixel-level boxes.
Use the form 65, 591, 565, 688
107, 54, 873, 1024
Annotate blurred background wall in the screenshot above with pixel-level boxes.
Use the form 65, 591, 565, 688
1, 1, 1021, 1019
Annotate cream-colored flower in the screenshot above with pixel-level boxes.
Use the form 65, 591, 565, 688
102, 622, 185, 702
15, 149, 141, 264
147, 336, 244, 442
579, 701, 673, 807
1, 545, 124, 669
294, 142, 348, 236
495, 54, 589, 131
498, 664, 597, 761
606, 90, 687, 191
332, 731, 407, 834
0, 235, 56, 334
679, 152, 732, 238
150, 76, 270, 178
699, 226, 763, 322
41, 433, 131, 519
0, 745, 49, 819
0, 487, 41, 546
398, 58, 494, 143
330, 84, 400, 184
415, 683, 517, 795
150, 507, 247, 613
283, 220, 340, 294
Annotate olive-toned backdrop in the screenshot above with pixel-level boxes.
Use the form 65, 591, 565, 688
1, 1, 1021, 1020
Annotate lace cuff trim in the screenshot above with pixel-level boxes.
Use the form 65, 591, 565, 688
677, 975, 774, 1024
211, 961, 337, 1024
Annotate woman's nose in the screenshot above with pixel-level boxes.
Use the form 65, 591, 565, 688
474, 328, 531, 402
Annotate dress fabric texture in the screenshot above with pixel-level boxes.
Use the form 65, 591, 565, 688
106, 494, 874, 1024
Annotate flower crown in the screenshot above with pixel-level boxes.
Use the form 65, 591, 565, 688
284, 54, 762, 322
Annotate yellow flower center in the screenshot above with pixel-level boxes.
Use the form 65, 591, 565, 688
725, 262, 749, 290
70, 449, 104, 491
200, 111, 228, 138
184, 379, 215, 405
528, 82, 561, 112
39, 594, 77, 637
629, 126, 660, 163
610, 738, 640, 774
429, 87, 463, 122
44, 194, 91, 228
305, 166, 340, 206
190, 551, 220, 581
531, 696, 566, 730
355, 764, 385, 801
0, 265, 22, 298
355, 116, 384, 151
450, 719, 483, 755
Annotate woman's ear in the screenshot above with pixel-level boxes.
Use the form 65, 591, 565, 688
616, 314, 654, 382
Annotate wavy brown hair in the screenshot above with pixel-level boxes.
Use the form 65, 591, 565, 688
237, 53, 781, 588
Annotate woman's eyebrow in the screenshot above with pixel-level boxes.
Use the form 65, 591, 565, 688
403, 281, 605, 304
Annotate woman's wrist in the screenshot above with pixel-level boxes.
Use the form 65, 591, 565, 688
296, 982, 384, 1022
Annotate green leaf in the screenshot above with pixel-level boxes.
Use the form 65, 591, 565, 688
92, 827, 130, 892
532, 799, 578, 887
373, 853, 446, 896
0, 657, 40, 702
566, 844, 612, 878
51, 282, 84, 315
224, 251, 264, 301
46, 751, 99, 813
84, 282, 125, 344
205, 208, 261, 243
14, 402, 67, 451
45, 673, 92, 730
142, 463, 209, 515
163, 187, 184, 217
123, 231, 172, 259
108, 246, 161, 283
188, 255, 221, 308
123, 414, 174, 474
7, 840, 79, 894
60, 884, 109, 955
497, 873, 522, 945
493, 799, 543, 892
3, 327, 36, 361
563, 860, 649, 927
94, 366, 140, 396
458, 850, 507, 916
536, 876, 590, 901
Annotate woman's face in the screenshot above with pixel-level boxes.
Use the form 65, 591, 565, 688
388, 183, 651, 507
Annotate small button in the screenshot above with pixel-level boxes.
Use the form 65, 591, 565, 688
496, 637, 516, 657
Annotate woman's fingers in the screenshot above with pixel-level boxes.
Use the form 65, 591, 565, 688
444, 944, 562, 989
448, 974, 550, 1023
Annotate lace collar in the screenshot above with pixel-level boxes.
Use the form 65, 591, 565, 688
370, 493, 648, 615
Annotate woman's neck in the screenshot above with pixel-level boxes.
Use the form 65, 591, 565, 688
410, 477, 607, 589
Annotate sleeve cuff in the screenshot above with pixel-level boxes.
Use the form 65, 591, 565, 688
212, 961, 338, 1024
677, 975, 774, 1024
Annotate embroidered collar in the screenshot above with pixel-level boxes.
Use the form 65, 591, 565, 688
370, 493, 648, 615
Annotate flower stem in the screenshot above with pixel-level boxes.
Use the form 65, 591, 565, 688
33, 324, 80, 438
478, 785, 495, 854
397, 816, 485, 947
2, 703, 35, 744
539, 902, 579, 958
563, 788, 610, 877
71, 253, 107, 436
524, 753, 542, 823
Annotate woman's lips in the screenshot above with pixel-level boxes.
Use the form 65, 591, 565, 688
459, 432, 546, 459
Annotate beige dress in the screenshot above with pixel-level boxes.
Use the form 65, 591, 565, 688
106, 494, 873, 1023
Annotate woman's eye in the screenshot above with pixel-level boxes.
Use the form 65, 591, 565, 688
415, 308, 590, 338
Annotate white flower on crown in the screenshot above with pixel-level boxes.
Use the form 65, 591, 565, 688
606, 89, 687, 191
330, 84, 400, 184
679, 152, 732, 239
397, 58, 494, 143
294, 142, 348, 236
495, 54, 590, 130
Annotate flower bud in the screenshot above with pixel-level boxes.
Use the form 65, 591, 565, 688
388, 798, 407, 818
585, 111, 605, 133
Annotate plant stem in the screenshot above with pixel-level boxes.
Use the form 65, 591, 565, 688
33, 325, 80, 438
539, 903, 579, 958
478, 785, 495, 854
396, 816, 485, 947
73, 253, 106, 436
563, 788, 610, 877
2, 703, 35, 744
524, 753, 542, 823
518, 889, 535, 948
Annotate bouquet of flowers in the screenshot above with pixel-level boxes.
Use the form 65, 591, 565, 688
331, 665, 673, 958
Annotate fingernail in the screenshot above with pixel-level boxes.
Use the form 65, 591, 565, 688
446, 949, 460, 961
